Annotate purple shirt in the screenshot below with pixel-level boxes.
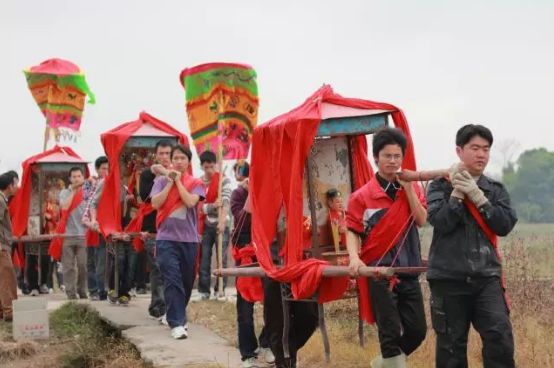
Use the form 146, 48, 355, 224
231, 186, 251, 233
150, 176, 205, 243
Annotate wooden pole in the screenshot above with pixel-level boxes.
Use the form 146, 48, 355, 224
11, 231, 146, 244
305, 156, 321, 258
397, 169, 449, 182
43, 126, 49, 152
216, 92, 225, 298
213, 265, 427, 278
11, 234, 85, 243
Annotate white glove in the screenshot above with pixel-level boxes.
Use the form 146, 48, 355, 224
449, 163, 465, 199
452, 171, 489, 207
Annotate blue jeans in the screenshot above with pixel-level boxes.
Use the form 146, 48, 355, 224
156, 240, 198, 328
145, 239, 165, 317
198, 225, 229, 294
87, 237, 106, 297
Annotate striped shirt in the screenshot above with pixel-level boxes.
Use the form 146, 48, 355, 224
202, 174, 232, 227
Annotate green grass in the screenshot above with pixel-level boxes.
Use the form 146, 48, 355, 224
49, 302, 147, 368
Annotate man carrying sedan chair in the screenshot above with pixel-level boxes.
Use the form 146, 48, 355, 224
347, 128, 427, 368
427, 124, 517, 368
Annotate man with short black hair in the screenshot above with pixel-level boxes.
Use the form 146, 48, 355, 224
427, 124, 517, 367
141, 139, 173, 321
233, 160, 249, 183
84, 156, 109, 300
347, 128, 427, 368
56, 167, 88, 300
89, 159, 135, 305
0, 171, 19, 321
151, 144, 204, 339
231, 161, 274, 367
4, 171, 29, 294
197, 150, 232, 299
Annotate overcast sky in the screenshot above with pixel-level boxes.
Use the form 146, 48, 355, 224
2, 0, 553, 177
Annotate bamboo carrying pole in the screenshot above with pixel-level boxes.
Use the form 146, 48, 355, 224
10, 231, 147, 244
209, 169, 443, 282
11, 233, 85, 243
43, 126, 49, 152
215, 92, 225, 298
397, 169, 449, 182
213, 265, 427, 278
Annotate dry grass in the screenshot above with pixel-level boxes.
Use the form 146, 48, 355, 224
0, 303, 149, 368
301, 223, 554, 368
188, 223, 554, 367
0, 340, 39, 362
188, 299, 246, 347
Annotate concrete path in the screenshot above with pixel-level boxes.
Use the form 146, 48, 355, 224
20, 290, 243, 368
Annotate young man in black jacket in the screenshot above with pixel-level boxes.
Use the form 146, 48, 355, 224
140, 139, 174, 322
230, 161, 274, 368
427, 124, 517, 368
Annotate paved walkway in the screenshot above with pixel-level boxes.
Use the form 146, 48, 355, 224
21, 290, 243, 368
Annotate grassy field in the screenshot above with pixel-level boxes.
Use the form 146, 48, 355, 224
2, 223, 551, 367
189, 223, 554, 367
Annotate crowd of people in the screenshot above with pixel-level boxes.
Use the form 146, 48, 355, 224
0, 123, 518, 368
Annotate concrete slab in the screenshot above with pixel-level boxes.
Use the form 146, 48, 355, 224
19, 290, 243, 367
124, 324, 241, 367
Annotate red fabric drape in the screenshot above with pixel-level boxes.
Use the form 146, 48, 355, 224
197, 172, 219, 235
232, 245, 264, 302
86, 229, 100, 247
124, 202, 154, 252
48, 188, 84, 260
353, 189, 414, 324
9, 145, 88, 238
349, 136, 374, 188
97, 112, 190, 237
250, 85, 417, 304
12, 243, 25, 269
8, 145, 88, 268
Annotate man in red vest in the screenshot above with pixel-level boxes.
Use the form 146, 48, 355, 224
347, 128, 427, 368
427, 124, 517, 367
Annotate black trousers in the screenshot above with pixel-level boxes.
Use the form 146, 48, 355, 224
47, 259, 63, 289
134, 248, 147, 289
145, 239, 165, 318
237, 286, 270, 359
235, 232, 270, 360
107, 242, 137, 297
263, 277, 318, 368
26, 254, 50, 290
429, 277, 514, 368
369, 278, 427, 358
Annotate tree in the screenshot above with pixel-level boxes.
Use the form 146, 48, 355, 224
503, 148, 554, 223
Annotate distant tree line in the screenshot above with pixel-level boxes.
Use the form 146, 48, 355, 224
502, 148, 554, 223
